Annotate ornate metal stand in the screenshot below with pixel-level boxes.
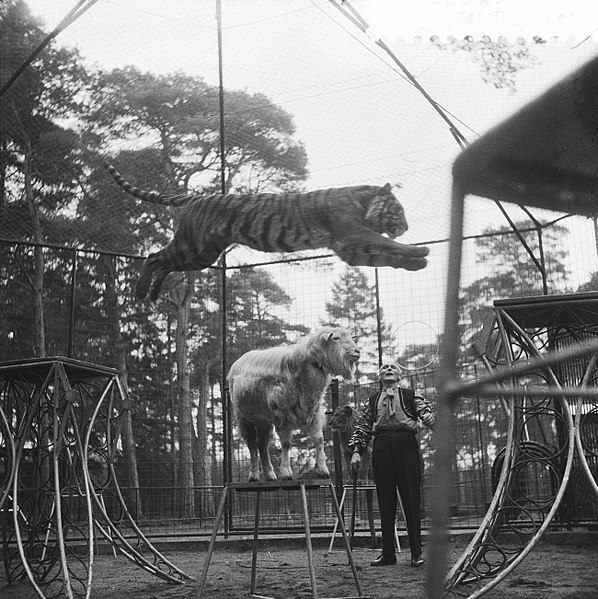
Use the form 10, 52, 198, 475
0, 357, 192, 599
444, 293, 598, 598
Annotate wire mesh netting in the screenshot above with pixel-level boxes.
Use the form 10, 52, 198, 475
1, 0, 598, 540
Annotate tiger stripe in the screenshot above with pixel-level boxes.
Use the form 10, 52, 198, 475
104, 162, 429, 300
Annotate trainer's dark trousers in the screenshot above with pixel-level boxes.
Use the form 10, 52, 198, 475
372, 430, 422, 558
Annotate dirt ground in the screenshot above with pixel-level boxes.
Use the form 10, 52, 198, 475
1, 535, 597, 599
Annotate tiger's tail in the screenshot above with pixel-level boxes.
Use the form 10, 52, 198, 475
103, 162, 189, 207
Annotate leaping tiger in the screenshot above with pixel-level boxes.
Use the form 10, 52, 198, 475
104, 162, 430, 300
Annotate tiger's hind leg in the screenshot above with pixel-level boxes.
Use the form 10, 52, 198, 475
148, 267, 171, 301
136, 252, 168, 300
136, 245, 222, 300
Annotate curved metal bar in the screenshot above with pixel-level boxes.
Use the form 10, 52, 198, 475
574, 352, 598, 498
11, 453, 47, 599
445, 308, 578, 598
10, 362, 97, 599
447, 314, 522, 586
464, 310, 576, 597
446, 396, 516, 583
575, 397, 598, 498
0, 404, 15, 510
84, 375, 192, 584
51, 367, 76, 599
447, 337, 598, 398
11, 366, 59, 598
55, 362, 96, 599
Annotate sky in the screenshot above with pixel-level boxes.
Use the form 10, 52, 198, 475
26, 0, 598, 227
29, 0, 598, 41
22, 0, 598, 337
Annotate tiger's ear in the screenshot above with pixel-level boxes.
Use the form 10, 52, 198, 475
383, 183, 392, 191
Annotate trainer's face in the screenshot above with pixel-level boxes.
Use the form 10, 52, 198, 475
378, 363, 400, 386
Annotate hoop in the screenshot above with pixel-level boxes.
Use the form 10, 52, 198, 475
387, 320, 439, 371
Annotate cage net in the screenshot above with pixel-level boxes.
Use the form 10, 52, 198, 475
1, 0, 597, 534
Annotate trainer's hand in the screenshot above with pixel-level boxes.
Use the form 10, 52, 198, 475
350, 452, 361, 475
421, 411, 436, 429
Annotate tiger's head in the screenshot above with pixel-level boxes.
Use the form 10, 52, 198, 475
364, 183, 408, 238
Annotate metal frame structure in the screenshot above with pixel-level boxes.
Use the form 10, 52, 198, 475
428, 56, 598, 599
444, 293, 598, 598
0, 357, 192, 599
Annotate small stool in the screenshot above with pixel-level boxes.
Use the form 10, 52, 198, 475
329, 486, 403, 553
196, 480, 366, 599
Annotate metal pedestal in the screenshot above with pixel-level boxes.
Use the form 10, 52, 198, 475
197, 480, 366, 599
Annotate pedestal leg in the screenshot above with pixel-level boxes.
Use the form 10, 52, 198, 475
328, 487, 347, 551
326, 483, 363, 597
300, 483, 318, 599
196, 486, 229, 599
250, 490, 261, 595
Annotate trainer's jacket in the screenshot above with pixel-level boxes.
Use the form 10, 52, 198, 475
348, 386, 435, 455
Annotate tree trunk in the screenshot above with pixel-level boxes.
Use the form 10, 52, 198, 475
167, 311, 178, 514
23, 149, 46, 357
195, 359, 214, 517
101, 255, 142, 516
32, 246, 45, 357
209, 383, 222, 487
172, 271, 196, 518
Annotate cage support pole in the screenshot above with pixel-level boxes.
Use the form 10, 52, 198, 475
215, 0, 233, 537
0, 0, 101, 97
216, 0, 227, 197
67, 250, 78, 357
330, 378, 345, 498
426, 182, 465, 599
374, 268, 383, 367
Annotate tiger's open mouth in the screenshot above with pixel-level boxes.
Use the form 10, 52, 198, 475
391, 222, 408, 237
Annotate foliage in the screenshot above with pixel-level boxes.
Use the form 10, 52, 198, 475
84, 66, 308, 196
0, 0, 89, 244
431, 35, 542, 92
577, 271, 598, 292
459, 220, 570, 352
